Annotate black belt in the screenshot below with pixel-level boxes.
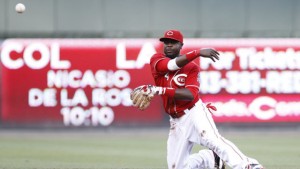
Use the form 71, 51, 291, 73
170, 104, 195, 118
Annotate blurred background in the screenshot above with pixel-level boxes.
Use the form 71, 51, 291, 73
1, 0, 300, 39
0, 0, 300, 168
1, 0, 299, 128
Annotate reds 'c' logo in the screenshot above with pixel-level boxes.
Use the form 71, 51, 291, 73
166, 31, 174, 36
173, 74, 187, 86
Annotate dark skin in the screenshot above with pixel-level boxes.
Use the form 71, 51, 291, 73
163, 39, 220, 100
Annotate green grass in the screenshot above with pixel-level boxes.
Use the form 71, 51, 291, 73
0, 129, 299, 169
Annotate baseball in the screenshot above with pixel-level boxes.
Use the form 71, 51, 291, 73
15, 3, 26, 13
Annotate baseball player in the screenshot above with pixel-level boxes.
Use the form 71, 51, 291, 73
130, 30, 264, 169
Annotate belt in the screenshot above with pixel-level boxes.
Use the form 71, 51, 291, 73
170, 104, 195, 118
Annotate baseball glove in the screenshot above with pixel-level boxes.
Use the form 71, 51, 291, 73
130, 86, 154, 110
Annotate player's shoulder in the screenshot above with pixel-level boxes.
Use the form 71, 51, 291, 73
150, 53, 167, 62
151, 53, 165, 59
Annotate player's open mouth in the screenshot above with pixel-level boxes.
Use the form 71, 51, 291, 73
166, 50, 173, 54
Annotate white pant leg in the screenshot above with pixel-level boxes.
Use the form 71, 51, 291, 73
167, 115, 194, 169
167, 109, 216, 169
189, 101, 251, 169
185, 149, 215, 169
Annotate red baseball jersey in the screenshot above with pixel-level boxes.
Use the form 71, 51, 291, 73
150, 53, 200, 116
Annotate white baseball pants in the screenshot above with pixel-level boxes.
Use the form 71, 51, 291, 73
167, 100, 260, 169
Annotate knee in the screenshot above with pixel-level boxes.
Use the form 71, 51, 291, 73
185, 154, 204, 169
185, 150, 214, 169
201, 136, 224, 154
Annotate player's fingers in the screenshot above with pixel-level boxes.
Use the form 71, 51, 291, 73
130, 87, 140, 100
211, 49, 217, 54
132, 93, 141, 105
138, 99, 145, 110
141, 101, 150, 110
130, 92, 134, 100
213, 53, 220, 60
210, 56, 216, 62
213, 50, 219, 55
211, 48, 218, 53
135, 94, 144, 106
139, 98, 148, 110
211, 52, 219, 61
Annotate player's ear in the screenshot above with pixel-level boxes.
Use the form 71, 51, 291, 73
180, 43, 183, 49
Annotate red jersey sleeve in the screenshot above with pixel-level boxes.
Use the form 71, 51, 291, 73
150, 53, 170, 79
185, 63, 200, 99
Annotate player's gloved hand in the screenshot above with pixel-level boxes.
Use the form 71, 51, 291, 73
130, 85, 176, 110
130, 86, 154, 110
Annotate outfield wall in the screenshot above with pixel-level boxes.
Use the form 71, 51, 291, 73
0, 39, 299, 127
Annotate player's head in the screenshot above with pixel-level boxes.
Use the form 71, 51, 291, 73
159, 30, 183, 59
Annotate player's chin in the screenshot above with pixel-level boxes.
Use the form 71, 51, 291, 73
165, 53, 176, 59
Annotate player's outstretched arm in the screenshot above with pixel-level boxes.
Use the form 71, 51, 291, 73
130, 85, 199, 110
133, 85, 194, 100
130, 85, 171, 110
175, 48, 220, 68
173, 88, 194, 100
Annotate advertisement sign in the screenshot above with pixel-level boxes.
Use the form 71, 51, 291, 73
1, 39, 299, 126
0, 39, 163, 126
183, 39, 300, 122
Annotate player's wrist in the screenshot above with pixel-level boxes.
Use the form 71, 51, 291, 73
185, 50, 200, 61
141, 85, 175, 97
155, 86, 176, 97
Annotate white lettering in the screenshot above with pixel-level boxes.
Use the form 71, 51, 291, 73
61, 106, 115, 126
81, 70, 97, 88
199, 71, 222, 94
113, 70, 130, 88
226, 71, 261, 94
116, 42, 156, 69
68, 70, 82, 88
214, 99, 249, 117
213, 96, 300, 121
236, 47, 300, 70
23, 43, 50, 69
200, 51, 235, 70
1, 42, 24, 69
249, 96, 276, 120
266, 71, 300, 93
28, 88, 57, 107
92, 107, 114, 126
92, 88, 132, 107
28, 88, 43, 107
1, 42, 70, 69
236, 47, 256, 70
135, 43, 156, 68
48, 69, 130, 88
116, 43, 135, 69
60, 89, 88, 106
50, 43, 71, 69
